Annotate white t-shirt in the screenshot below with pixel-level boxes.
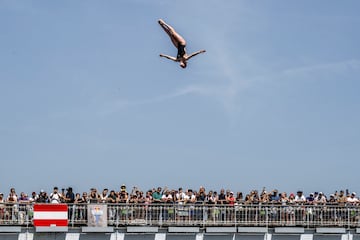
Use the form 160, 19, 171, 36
161, 194, 173, 202
176, 192, 186, 201
347, 196, 358, 204
295, 195, 306, 202
50, 192, 62, 203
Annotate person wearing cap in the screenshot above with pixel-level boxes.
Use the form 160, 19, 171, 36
293, 190, 307, 222
36, 190, 49, 203
118, 186, 129, 204
328, 194, 337, 204
347, 192, 359, 205
314, 192, 327, 205
306, 193, 315, 204
294, 190, 306, 203
225, 191, 236, 221
270, 189, 280, 202
289, 193, 295, 203
226, 191, 235, 206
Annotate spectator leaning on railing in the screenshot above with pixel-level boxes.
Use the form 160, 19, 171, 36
119, 187, 129, 203
294, 190, 306, 204
0, 193, 5, 220
161, 189, 173, 203
88, 188, 99, 203
29, 192, 37, 203
36, 190, 49, 203
64, 187, 75, 204
314, 192, 327, 205
347, 192, 359, 205
2, 185, 360, 207
107, 190, 118, 204
7, 188, 18, 204
337, 190, 347, 206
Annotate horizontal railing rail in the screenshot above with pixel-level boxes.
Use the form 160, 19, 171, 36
1, 203, 360, 228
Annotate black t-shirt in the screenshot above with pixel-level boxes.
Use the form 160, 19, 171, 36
218, 193, 227, 204
66, 192, 75, 203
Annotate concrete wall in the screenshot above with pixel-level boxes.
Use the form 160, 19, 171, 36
2, 227, 360, 240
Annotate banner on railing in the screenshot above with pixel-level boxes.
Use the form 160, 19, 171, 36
88, 204, 107, 227
33, 204, 68, 227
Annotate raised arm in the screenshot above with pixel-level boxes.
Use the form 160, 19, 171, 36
159, 53, 177, 62
186, 49, 206, 61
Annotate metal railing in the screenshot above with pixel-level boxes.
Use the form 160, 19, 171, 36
1, 203, 360, 228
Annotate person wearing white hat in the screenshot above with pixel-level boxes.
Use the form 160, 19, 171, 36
347, 192, 359, 205
314, 192, 327, 205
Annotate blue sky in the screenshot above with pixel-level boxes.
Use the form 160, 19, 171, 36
1, 0, 359, 196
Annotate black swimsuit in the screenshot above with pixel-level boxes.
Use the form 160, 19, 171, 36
177, 44, 186, 59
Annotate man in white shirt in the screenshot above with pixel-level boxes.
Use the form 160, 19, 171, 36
176, 187, 186, 204
347, 192, 359, 205
294, 190, 306, 204
49, 187, 62, 204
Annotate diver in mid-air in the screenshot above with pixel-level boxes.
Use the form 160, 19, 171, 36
158, 19, 206, 69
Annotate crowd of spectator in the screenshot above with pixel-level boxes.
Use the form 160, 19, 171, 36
1, 185, 359, 206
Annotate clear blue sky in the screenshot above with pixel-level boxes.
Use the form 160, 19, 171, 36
1, 0, 359, 196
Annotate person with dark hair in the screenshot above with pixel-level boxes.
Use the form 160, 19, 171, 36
64, 187, 75, 203
49, 187, 62, 204
152, 187, 162, 203
36, 190, 49, 203
63, 187, 75, 221
88, 188, 99, 204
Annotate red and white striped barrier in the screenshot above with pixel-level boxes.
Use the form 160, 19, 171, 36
33, 204, 68, 227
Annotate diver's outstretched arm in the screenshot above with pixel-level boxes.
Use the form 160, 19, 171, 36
186, 50, 206, 61
160, 54, 177, 62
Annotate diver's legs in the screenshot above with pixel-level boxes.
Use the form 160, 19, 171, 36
158, 19, 186, 47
